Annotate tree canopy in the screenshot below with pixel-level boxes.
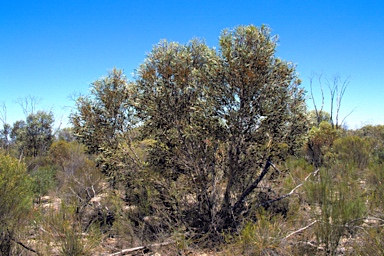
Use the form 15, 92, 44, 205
11, 110, 54, 157
71, 24, 308, 236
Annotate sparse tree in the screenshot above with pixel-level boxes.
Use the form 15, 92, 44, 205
11, 111, 54, 157
56, 127, 76, 142
0, 103, 11, 151
309, 73, 353, 129
16, 95, 41, 117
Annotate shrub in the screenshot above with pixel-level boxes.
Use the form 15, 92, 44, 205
37, 202, 100, 256
227, 211, 287, 255
30, 165, 57, 201
366, 163, 384, 213
304, 121, 340, 167
329, 136, 374, 170
0, 152, 33, 254
353, 224, 384, 255
305, 166, 366, 255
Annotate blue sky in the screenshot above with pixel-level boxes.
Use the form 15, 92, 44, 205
1, 0, 383, 129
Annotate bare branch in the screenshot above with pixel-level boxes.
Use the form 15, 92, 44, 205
16, 95, 41, 117
335, 76, 350, 128
0, 102, 6, 125
260, 169, 319, 207
341, 107, 357, 128
317, 74, 325, 124
309, 73, 325, 126
284, 220, 318, 240
309, 75, 318, 123
310, 73, 352, 129
8, 230, 41, 256
326, 75, 337, 127
69, 186, 84, 202
108, 246, 146, 256
108, 240, 175, 256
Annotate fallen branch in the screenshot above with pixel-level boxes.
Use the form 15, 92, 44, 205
109, 246, 146, 256
108, 240, 175, 256
363, 216, 384, 223
261, 169, 319, 207
10, 235, 41, 256
284, 220, 318, 240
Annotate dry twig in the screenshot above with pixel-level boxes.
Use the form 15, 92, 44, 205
284, 220, 318, 240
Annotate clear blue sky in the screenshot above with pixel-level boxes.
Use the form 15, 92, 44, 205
1, 0, 383, 129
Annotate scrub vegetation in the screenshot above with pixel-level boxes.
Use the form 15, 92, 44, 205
1, 25, 383, 255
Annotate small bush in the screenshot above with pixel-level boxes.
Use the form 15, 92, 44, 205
329, 136, 374, 170
31, 165, 57, 201
304, 121, 340, 167
305, 166, 366, 255
353, 224, 384, 255
227, 211, 287, 255
0, 152, 33, 254
37, 202, 100, 256
366, 163, 384, 213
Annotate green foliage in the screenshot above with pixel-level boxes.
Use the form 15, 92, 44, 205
69, 25, 310, 245
11, 110, 54, 157
31, 141, 106, 254
354, 125, 384, 163
49, 140, 72, 170
228, 211, 286, 255
366, 163, 384, 213
31, 165, 57, 199
307, 110, 332, 128
56, 127, 76, 142
305, 121, 340, 167
353, 225, 384, 255
133, 24, 308, 234
0, 123, 11, 151
37, 202, 100, 256
305, 166, 366, 255
0, 152, 33, 254
71, 68, 132, 154
68, 25, 384, 253
329, 135, 374, 170
71, 68, 139, 184
51, 141, 104, 211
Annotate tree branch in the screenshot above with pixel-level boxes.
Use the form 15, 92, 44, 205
309, 73, 325, 126
260, 169, 319, 207
284, 220, 318, 240
9, 233, 41, 256
109, 245, 146, 256
0, 102, 6, 126
340, 107, 357, 128
108, 240, 175, 256
336, 76, 350, 128
232, 157, 271, 214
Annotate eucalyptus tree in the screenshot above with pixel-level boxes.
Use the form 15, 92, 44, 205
0, 123, 11, 151
72, 25, 308, 236
135, 39, 226, 231
309, 73, 351, 129
11, 111, 54, 158
135, 25, 308, 233
70, 68, 139, 183
217, 25, 307, 224
0, 103, 11, 151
